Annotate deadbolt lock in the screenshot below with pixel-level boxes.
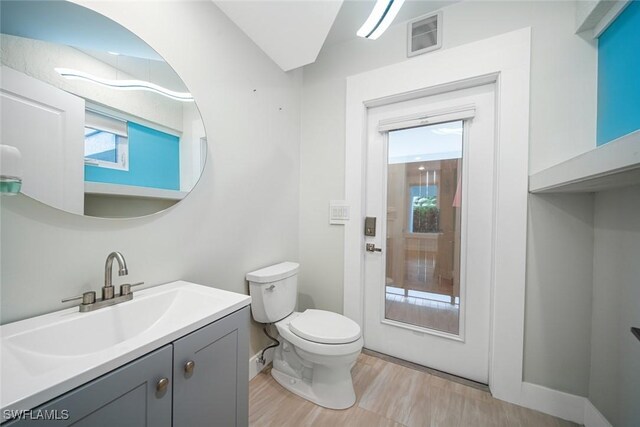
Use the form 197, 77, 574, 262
364, 217, 376, 236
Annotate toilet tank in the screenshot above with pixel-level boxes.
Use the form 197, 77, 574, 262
246, 262, 299, 323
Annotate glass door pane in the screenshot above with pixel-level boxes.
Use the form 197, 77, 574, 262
385, 120, 463, 334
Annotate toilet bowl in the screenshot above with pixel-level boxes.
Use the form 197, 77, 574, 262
272, 310, 363, 409
246, 263, 363, 410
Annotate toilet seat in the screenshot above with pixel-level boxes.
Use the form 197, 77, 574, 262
275, 312, 363, 357
289, 309, 361, 344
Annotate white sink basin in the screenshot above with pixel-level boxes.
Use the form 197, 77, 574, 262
6, 290, 175, 357
0, 281, 251, 413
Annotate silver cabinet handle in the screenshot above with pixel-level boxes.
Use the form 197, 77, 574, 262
366, 243, 382, 253
184, 360, 195, 375
156, 377, 169, 393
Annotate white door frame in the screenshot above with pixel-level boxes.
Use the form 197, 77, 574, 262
344, 28, 531, 403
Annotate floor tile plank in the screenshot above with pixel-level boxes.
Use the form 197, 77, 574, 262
248, 353, 578, 427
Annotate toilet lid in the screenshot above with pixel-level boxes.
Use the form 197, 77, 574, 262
289, 310, 361, 344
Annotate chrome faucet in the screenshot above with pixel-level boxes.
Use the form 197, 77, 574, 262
103, 251, 128, 300
61, 251, 144, 313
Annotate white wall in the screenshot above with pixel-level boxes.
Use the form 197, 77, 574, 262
299, 0, 597, 395
1, 33, 184, 132
524, 193, 594, 395
589, 186, 640, 427
0, 0, 302, 358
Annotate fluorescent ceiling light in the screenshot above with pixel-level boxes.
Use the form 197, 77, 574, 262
357, 0, 406, 40
54, 68, 194, 102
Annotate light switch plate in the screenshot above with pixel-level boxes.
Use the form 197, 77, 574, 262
329, 200, 350, 225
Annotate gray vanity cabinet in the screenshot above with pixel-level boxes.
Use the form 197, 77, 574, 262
3, 307, 249, 427
5, 345, 173, 426
173, 307, 249, 427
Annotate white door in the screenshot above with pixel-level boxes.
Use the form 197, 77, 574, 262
363, 84, 495, 383
1, 66, 85, 214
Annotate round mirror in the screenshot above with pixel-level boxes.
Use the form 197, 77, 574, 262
0, 1, 206, 218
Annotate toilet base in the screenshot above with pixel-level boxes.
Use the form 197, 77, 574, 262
271, 366, 356, 410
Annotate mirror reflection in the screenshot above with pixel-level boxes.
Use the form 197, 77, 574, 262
0, 1, 206, 218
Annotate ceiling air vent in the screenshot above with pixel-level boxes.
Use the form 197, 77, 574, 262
407, 11, 442, 57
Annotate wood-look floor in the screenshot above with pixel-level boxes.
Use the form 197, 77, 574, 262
249, 353, 578, 427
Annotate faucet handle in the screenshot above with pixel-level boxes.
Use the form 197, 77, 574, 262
119, 282, 145, 296
62, 291, 96, 305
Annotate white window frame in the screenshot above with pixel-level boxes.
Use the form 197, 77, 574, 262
84, 109, 129, 171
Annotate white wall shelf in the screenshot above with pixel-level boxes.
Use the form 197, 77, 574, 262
529, 131, 640, 193
84, 182, 187, 200
575, 0, 630, 39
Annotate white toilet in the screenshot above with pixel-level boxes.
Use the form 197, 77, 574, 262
247, 262, 363, 410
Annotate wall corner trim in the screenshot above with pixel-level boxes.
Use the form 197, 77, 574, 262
519, 382, 612, 427
249, 349, 274, 381
583, 398, 614, 427
520, 382, 586, 424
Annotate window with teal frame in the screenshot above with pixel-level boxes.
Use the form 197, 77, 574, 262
84, 110, 128, 170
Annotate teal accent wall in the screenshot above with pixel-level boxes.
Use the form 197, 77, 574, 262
85, 122, 180, 190
597, 1, 640, 145
86, 148, 117, 163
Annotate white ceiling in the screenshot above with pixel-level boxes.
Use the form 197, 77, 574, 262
0, 0, 161, 61
1, 1, 186, 91
215, 0, 459, 71
79, 49, 188, 92
324, 0, 459, 47
215, 0, 344, 72
3, 0, 461, 77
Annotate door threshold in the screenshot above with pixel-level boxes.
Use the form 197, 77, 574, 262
362, 348, 490, 393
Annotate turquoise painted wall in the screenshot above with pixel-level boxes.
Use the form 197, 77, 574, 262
597, 1, 640, 146
85, 122, 180, 190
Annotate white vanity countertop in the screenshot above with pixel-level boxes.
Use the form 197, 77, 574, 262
0, 281, 251, 413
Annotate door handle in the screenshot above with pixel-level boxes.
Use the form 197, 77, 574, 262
366, 243, 382, 253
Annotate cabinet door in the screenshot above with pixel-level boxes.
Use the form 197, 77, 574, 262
4, 345, 172, 427
172, 307, 249, 427
0, 66, 85, 215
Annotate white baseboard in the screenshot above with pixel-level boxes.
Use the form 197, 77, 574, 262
583, 399, 613, 427
520, 382, 585, 424
518, 382, 612, 427
249, 349, 274, 381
